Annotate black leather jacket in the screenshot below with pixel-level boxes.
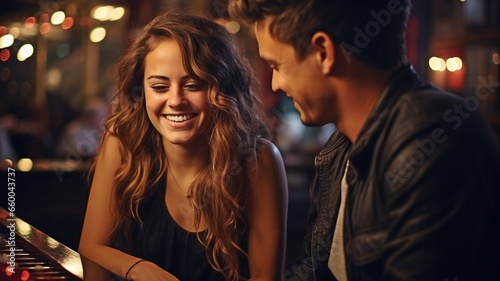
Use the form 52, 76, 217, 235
285, 130, 351, 281
286, 65, 500, 281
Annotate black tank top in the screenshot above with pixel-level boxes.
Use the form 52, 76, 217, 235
115, 178, 249, 281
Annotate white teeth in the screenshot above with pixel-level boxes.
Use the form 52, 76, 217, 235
165, 114, 196, 122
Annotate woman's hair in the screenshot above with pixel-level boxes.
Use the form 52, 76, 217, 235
91, 11, 269, 281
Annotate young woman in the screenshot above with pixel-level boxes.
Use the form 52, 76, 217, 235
78, 12, 288, 281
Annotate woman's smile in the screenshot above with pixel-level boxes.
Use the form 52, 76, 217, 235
164, 113, 198, 122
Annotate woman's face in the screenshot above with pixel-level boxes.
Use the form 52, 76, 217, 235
143, 39, 212, 147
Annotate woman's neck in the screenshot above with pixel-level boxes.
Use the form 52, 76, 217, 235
162, 139, 210, 176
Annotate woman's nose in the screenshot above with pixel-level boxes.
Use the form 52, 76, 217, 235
167, 86, 185, 107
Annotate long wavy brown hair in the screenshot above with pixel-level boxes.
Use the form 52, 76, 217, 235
89, 11, 269, 281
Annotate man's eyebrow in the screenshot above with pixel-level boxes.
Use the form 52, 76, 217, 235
260, 55, 277, 66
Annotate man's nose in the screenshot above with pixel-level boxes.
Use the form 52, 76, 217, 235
271, 69, 280, 92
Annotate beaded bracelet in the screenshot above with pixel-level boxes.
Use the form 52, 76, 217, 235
125, 259, 147, 280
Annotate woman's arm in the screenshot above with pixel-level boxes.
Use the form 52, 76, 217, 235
246, 139, 288, 281
78, 133, 178, 281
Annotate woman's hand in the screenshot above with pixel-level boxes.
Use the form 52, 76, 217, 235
126, 260, 179, 281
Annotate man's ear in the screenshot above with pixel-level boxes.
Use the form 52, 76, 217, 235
311, 32, 335, 75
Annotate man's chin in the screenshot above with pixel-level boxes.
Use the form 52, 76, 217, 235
300, 116, 323, 127
296, 106, 316, 126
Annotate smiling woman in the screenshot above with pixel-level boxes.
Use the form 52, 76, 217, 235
77, 11, 288, 281
144, 40, 212, 146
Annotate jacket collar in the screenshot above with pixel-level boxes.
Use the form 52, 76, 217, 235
348, 64, 424, 178
319, 130, 352, 156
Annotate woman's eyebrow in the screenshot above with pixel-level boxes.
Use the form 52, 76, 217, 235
146, 75, 169, 80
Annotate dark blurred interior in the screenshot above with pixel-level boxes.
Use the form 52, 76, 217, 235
1, 0, 499, 272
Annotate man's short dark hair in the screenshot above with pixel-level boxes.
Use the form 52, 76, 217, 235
229, 0, 411, 70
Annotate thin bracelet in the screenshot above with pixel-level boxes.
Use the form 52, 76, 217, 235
125, 259, 147, 280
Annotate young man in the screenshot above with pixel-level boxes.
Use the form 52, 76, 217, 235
229, 1, 500, 280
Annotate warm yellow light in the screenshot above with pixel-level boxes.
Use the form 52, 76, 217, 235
429, 57, 446, 72
17, 221, 32, 236
225, 21, 241, 34
10, 27, 20, 38
17, 158, 33, 172
446, 57, 463, 72
90, 27, 106, 43
0, 34, 14, 48
47, 237, 60, 249
92, 5, 114, 21
454, 57, 463, 70
51, 11, 66, 25
428, 57, 438, 71
17, 44, 34, 61
109, 7, 125, 21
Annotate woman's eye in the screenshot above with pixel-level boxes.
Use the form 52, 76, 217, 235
151, 85, 169, 92
184, 83, 204, 91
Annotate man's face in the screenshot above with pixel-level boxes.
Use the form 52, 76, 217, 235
254, 17, 336, 126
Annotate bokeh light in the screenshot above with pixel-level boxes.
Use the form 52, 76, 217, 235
17, 44, 34, 61
493, 53, 500, 65
0, 34, 14, 49
109, 7, 125, 21
24, 16, 36, 28
90, 27, 106, 43
446, 57, 463, 72
0, 49, 10, 61
428, 56, 446, 72
18, 158, 33, 172
40, 22, 51, 34
62, 17, 74, 29
51, 11, 66, 25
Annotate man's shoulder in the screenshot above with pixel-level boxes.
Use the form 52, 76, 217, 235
386, 84, 488, 135
372, 84, 498, 161
396, 85, 463, 118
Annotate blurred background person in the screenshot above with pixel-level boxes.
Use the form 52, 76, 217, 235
0, 114, 18, 160
56, 97, 108, 160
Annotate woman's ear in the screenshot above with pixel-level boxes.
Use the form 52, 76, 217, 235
311, 32, 335, 75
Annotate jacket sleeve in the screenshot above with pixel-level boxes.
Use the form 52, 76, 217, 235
284, 174, 321, 281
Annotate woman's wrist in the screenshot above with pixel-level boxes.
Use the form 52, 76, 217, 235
125, 259, 147, 280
